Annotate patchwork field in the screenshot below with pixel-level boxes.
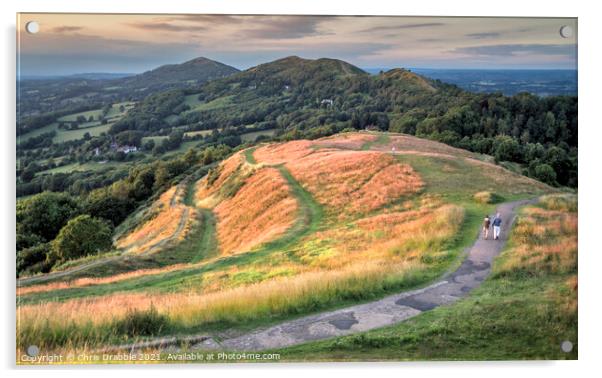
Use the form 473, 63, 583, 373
16, 132, 557, 356
19, 102, 134, 145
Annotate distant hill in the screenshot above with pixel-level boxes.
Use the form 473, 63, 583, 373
17, 57, 239, 119
115, 57, 240, 92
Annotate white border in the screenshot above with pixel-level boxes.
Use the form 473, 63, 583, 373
2, 1, 601, 377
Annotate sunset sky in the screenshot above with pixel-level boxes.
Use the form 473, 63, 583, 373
17, 13, 577, 76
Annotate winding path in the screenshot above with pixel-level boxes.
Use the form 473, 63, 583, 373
189, 198, 533, 351
98, 198, 532, 353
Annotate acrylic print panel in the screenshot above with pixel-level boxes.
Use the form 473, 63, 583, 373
16, 13, 577, 364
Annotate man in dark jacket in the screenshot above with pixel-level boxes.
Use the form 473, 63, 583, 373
492, 213, 502, 240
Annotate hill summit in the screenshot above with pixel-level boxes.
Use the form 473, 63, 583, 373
117, 56, 240, 90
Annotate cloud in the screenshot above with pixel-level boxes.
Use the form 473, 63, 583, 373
465, 32, 500, 39
127, 22, 205, 32
19, 32, 203, 75
162, 14, 244, 25
241, 16, 328, 40
52, 26, 83, 33
359, 22, 445, 33
453, 43, 576, 57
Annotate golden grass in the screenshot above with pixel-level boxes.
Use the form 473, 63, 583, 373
17, 263, 191, 296
312, 133, 376, 150
116, 186, 197, 254
17, 133, 479, 351
214, 167, 298, 254
371, 134, 476, 158
297, 203, 464, 269
17, 201, 464, 350
286, 149, 423, 217
196, 152, 243, 199
17, 259, 420, 346
252, 140, 314, 165
496, 194, 577, 277
474, 191, 494, 204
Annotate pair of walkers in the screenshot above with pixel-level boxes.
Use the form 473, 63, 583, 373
482, 213, 502, 240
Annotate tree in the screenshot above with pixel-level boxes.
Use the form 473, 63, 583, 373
50, 215, 113, 262
20, 163, 38, 182
17, 243, 51, 276
143, 139, 155, 151
183, 148, 198, 166
16, 192, 80, 243
84, 190, 137, 226
493, 135, 521, 162
533, 163, 557, 186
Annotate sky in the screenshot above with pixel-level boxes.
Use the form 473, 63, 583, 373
17, 14, 578, 76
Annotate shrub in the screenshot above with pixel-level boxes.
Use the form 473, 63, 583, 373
473, 191, 502, 204
113, 305, 170, 337
533, 163, 557, 186
51, 215, 113, 262
17, 243, 52, 276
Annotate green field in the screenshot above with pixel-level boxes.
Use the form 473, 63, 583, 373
19, 102, 134, 145
240, 129, 277, 142
184, 130, 216, 138
184, 95, 235, 114
36, 160, 130, 176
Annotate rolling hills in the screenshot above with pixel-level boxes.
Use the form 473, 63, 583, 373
17, 56, 239, 120
16, 131, 556, 354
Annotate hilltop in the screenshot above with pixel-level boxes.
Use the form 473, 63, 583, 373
116, 57, 240, 91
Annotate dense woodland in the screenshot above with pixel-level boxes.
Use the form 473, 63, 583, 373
16, 56, 578, 276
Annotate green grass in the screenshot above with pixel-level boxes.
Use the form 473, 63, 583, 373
274, 275, 577, 361
55, 123, 113, 142
19, 103, 132, 146
394, 154, 551, 203
361, 133, 390, 150
36, 160, 129, 176
58, 109, 104, 123
184, 130, 215, 138
183, 94, 203, 108
183, 95, 235, 115
240, 129, 276, 142
17, 123, 59, 144
164, 141, 202, 156
142, 135, 169, 144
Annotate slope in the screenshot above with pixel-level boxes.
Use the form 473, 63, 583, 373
16, 132, 555, 353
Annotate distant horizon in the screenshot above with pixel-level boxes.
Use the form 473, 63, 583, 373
18, 14, 577, 76
17, 55, 578, 80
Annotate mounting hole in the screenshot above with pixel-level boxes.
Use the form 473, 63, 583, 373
559, 25, 573, 38
25, 21, 39, 34
561, 340, 573, 353
26, 345, 39, 357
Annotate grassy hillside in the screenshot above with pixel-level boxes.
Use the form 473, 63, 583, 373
275, 193, 577, 361
16, 132, 556, 353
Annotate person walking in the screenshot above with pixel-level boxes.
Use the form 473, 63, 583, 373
492, 212, 502, 240
482, 214, 491, 239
